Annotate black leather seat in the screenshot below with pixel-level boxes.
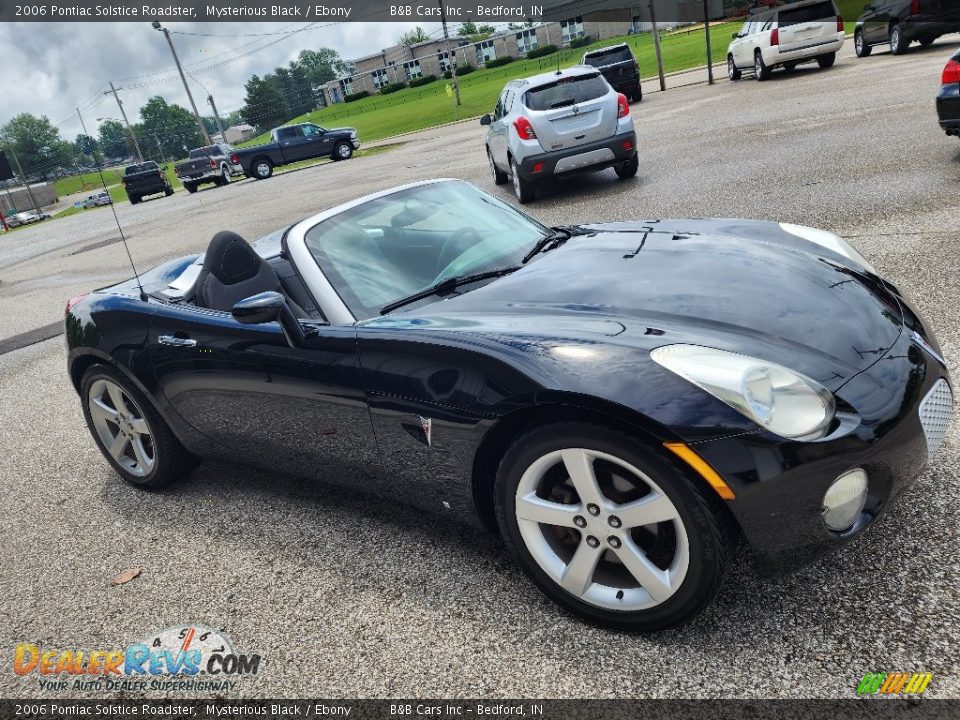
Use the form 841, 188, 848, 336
194, 231, 283, 312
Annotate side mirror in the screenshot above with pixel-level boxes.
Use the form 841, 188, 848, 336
732, 32, 741, 39
864, 3, 872, 9
232, 291, 305, 347
480, 114, 492, 126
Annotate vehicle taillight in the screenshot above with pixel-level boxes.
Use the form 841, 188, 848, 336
65, 294, 88, 314
230, 153, 239, 164
209, 158, 217, 169
512, 116, 537, 140
837, 15, 844, 32
942, 59, 960, 84
121, 177, 127, 184
157, 171, 163, 178
617, 93, 629, 119
771, 27, 779, 46
911, 0, 920, 14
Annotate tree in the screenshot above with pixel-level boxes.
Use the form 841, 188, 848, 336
399, 26, 429, 45
297, 48, 347, 88
458, 21, 478, 36
98, 120, 131, 159
74, 134, 98, 156
0, 113, 73, 179
242, 75, 287, 131
138, 96, 204, 160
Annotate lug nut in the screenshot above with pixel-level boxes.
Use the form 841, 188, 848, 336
609, 516, 622, 528
586, 503, 600, 516
573, 515, 586, 528
608, 536, 622, 548
586, 536, 599, 548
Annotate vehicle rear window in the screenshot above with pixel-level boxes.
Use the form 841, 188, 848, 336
583, 46, 634, 67
778, 1, 837, 26
189, 146, 218, 159
125, 162, 157, 174
524, 74, 609, 111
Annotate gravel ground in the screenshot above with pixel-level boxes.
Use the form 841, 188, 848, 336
1, 39, 959, 699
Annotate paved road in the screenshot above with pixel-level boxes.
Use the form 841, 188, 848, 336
2, 38, 959, 699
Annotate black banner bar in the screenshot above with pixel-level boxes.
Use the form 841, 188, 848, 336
3, 700, 959, 720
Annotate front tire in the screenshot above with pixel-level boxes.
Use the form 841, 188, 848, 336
855, 30, 872, 57
494, 423, 737, 631
81, 365, 197, 489
754, 51, 771, 81
333, 142, 353, 161
728, 55, 741, 81
164, 186, 174, 197
129, 195, 140, 205
510, 158, 535, 204
614, 154, 638, 179
817, 52, 836, 69
184, 182, 197, 194
890, 23, 907, 55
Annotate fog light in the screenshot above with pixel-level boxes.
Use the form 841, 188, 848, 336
822, 469, 868, 532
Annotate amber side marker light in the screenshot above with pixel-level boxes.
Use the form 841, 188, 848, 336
664, 442, 736, 500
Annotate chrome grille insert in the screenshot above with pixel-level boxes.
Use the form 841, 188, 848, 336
919, 379, 953, 460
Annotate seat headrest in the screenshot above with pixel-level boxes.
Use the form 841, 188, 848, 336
202, 231, 261, 285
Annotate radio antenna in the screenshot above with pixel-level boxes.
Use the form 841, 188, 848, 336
77, 107, 148, 302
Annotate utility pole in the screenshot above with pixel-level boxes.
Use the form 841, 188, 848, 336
649, 1, 666, 92
153, 21, 212, 145
207, 95, 225, 141
7, 147, 42, 215
703, 0, 714, 85
105, 82, 145, 162
438, 0, 461, 106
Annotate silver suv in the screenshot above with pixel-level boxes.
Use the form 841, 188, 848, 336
480, 66, 638, 203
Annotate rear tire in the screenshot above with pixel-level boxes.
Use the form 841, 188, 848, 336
252, 159, 273, 179
783, 62, 798, 73
81, 365, 198, 490
754, 51, 771, 81
488, 149, 508, 185
632, 86, 643, 102
216, 166, 230, 186
817, 52, 836, 69
333, 142, 353, 161
184, 182, 197, 194
728, 55, 741, 81
890, 23, 907, 55
510, 158, 535, 204
164, 186, 173, 197
129, 195, 140, 205
493, 423, 738, 631
615, 154, 639, 180
855, 30, 872, 57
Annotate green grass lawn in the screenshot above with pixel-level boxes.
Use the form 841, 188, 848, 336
239, 24, 738, 147
54, 168, 123, 197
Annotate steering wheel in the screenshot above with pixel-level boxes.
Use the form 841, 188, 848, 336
436, 227, 483, 277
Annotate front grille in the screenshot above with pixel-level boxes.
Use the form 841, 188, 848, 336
919, 379, 954, 460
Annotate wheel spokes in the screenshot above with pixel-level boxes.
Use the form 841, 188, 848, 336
560, 542, 602, 596
130, 436, 152, 469
615, 538, 674, 603
108, 433, 129, 462
560, 449, 604, 506
107, 384, 128, 415
129, 417, 149, 435
89, 396, 119, 425
615, 491, 679, 529
516, 493, 581, 528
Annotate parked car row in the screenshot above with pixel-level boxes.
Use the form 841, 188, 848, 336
2, 208, 51, 227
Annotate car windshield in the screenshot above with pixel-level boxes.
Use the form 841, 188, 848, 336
125, 162, 157, 174
583, 46, 634, 67
778, 1, 837, 26
524, 73, 609, 111
304, 181, 550, 319
188, 146, 218, 159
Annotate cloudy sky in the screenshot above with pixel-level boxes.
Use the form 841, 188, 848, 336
0, 21, 445, 140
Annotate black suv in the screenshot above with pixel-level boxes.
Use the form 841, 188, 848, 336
581, 44, 642, 102
855, 0, 960, 56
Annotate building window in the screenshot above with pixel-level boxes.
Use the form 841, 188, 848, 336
340, 78, 353, 96
437, 51, 456, 73
476, 39, 497, 65
403, 60, 422, 80
561, 17, 584, 44
372, 69, 389, 89
516, 29, 538, 55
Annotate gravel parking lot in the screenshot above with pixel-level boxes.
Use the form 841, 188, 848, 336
2, 40, 959, 699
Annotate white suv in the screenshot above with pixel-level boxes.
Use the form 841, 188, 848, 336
727, 0, 845, 81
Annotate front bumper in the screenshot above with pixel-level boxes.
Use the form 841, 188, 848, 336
692, 325, 952, 575
937, 84, 960, 136
517, 131, 637, 182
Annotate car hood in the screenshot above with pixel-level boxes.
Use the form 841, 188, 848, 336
374, 221, 903, 390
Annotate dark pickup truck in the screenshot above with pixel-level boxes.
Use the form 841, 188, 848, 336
174, 143, 242, 193
235, 122, 360, 179
856, 0, 960, 56
121, 161, 174, 205
581, 44, 642, 102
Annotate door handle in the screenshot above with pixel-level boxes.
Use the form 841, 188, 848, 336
158, 335, 197, 347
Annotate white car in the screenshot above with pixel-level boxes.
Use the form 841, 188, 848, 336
727, 0, 845, 82
82, 191, 112, 208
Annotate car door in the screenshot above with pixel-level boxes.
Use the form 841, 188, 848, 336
299, 123, 335, 161
148, 302, 382, 490
731, 21, 751, 66
735, 21, 756, 66
489, 89, 510, 170
276, 126, 310, 161
865, 0, 894, 43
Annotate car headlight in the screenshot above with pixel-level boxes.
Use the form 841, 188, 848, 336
651, 344, 836, 440
780, 222, 877, 275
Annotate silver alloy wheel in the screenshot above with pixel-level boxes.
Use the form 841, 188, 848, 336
728, 57, 735, 79
755, 55, 762, 77
515, 448, 689, 611
489, 152, 498, 182
256, 162, 271, 178
337, 143, 351, 159
222, 167, 230, 183
87, 379, 156, 477
511, 162, 522, 199
855, 33, 863, 54
891, 27, 901, 52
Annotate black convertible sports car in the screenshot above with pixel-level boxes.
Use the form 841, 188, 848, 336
66, 179, 953, 630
